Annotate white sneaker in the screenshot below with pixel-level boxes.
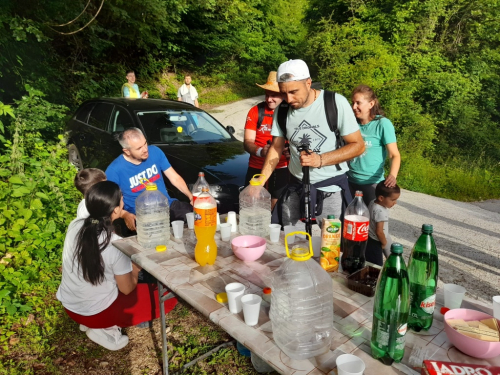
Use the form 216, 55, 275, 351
86, 326, 129, 351
79, 324, 88, 332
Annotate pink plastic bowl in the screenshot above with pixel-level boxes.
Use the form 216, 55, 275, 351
443, 308, 500, 359
231, 235, 266, 262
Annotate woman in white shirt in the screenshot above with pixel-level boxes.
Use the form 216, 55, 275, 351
57, 181, 177, 350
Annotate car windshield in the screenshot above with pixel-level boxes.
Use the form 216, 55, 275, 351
136, 109, 232, 145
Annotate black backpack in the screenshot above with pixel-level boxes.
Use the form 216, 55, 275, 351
277, 90, 345, 171
256, 102, 273, 129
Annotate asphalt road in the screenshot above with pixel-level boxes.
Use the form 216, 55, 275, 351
208, 96, 500, 304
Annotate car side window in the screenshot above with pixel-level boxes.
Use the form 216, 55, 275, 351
88, 103, 113, 130
110, 107, 134, 133
75, 103, 95, 123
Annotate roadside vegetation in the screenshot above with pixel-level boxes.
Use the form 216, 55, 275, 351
1, 0, 500, 373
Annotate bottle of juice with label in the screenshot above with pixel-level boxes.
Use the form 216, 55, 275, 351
320, 215, 341, 272
194, 187, 217, 266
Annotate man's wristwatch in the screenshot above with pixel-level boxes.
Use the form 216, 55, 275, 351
256, 147, 263, 157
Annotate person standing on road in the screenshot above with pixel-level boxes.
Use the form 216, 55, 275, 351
105, 128, 193, 233
348, 85, 401, 206
177, 74, 199, 107
244, 71, 290, 209
122, 70, 148, 99
260, 59, 365, 225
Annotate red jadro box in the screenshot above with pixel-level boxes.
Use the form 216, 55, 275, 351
422, 360, 500, 375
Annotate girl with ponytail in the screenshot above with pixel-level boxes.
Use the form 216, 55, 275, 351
57, 181, 177, 351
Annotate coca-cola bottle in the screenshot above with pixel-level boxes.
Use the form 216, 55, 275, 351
408, 224, 438, 332
192, 172, 209, 204
341, 191, 369, 274
371, 243, 410, 365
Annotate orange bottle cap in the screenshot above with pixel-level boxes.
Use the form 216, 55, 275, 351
263, 287, 272, 295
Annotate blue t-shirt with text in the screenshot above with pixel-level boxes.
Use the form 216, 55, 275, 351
105, 145, 175, 214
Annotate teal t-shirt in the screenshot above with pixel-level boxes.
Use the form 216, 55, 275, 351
347, 116, 397, 184
271, 91, 360, 192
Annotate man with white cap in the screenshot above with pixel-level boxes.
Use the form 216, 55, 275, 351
243, 71, 289, 209
259, 59, 365, 225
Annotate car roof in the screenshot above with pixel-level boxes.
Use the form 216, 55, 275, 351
83, 98, 203, 112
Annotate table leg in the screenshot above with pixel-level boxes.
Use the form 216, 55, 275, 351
158, 280, 176, 375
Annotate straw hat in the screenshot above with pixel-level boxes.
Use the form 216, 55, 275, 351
256, 71, 279, 92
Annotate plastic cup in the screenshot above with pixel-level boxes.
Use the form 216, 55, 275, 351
283, 225, 296, 244
241, 294, 262, 326
269, 224, 281, 243
216, 213, 221, 231
336, 354, 365, 375
172, 220, 184, 239
493, 296, 500, 320
186, 212, 195, 230
227, 211, 238, 233
225, 282, 245, 313
444, 284, 466, 309
220, 223, 232, 241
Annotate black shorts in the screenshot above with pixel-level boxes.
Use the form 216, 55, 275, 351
245, 166, 290, 199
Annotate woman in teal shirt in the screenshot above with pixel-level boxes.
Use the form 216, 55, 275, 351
347, 85, 401, 206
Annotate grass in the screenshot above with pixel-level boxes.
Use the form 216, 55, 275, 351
397, 153, 500, 201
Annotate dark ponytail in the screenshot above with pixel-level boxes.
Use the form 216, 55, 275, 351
73, 181, 122, 285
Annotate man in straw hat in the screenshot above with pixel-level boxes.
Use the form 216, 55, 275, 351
259, 59, 365, 226
244, 71, 290, 209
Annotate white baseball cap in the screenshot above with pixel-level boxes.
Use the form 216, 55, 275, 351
276, 59, 310, 82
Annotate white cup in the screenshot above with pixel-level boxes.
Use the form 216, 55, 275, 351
227, 211, 238, 233
225, 282, 245, 313
269, 224, 281, 243
312, 236, 322, 257
336, 354, 365, 375
284, 225, 296, 244
444, 284, 466, 309
185, 212, 195, 230
172, 220, 184, 239
220, 223, 232, 241
241, 294, 262, 326
493, 296, 500, 320
216, 213, 221, 231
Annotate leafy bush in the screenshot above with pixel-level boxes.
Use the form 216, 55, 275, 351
0, 94, 79, 348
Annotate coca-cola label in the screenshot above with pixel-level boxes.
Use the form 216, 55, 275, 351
343, 215, 369, 241
419, 294, 436, 314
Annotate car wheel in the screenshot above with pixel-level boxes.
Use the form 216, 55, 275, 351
68, 144, 84, 170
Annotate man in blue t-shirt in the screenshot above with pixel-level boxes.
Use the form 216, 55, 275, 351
106, 128, 193, 232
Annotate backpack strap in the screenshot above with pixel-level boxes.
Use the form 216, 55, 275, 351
277, 102, 289, 139
256, 102, 273, 130
323, 90, 342, 171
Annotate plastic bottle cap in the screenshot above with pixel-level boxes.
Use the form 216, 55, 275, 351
422, 224, 433, 233
263, 287, 272, 295
391, 243, 404, 254
249, 173, 265, 186
198, 172, 204, 176
440, 307, 450, 315
145, 183, 158, 191
216, 292, 228, 303
327, 215, 335, 219
156, 245, 167, 252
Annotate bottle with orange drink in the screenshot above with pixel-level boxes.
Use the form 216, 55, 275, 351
320, 215, 341, 272
194, 186, 217, 266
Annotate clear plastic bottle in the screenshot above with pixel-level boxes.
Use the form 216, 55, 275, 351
135, 182, 170, 249
192, 172, 209, 204
270, 231, 334, 360
341, 191, 370, 274
194, 187, 217, 266
239, 174, 271, 237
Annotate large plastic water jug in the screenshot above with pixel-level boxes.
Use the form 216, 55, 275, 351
239, 174, 271, 237
270, 232, 334, 360
135, 182, 170, 249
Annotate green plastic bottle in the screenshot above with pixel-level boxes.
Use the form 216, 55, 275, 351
408, 224, 439, 332
371, 243, 410, 365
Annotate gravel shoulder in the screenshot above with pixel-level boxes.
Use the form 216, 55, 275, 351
209, 96, 500, 304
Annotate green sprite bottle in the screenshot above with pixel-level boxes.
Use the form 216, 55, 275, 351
408, 224, 438, 332
371, 243, 410, 365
